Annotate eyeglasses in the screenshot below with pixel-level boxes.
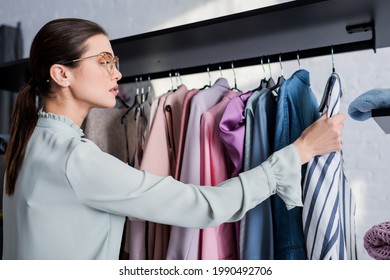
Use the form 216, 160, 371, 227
63, 52, 119, 75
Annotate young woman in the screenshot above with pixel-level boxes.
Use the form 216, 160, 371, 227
2, 18, 345, 259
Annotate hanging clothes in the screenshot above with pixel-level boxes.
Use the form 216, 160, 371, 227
219, 91, 252, 258
84, 108, 143, 260
138, 90, 173, 260
164, 85, 190, 176
168, 77, 231, 260
173, 88, 200, 179
136, 84, 194, 259
199, 90, 242, 259
84, 108, 139, 164
84, 88, 152, 260
240, 89, 266, 259
166, 88, 200, 259
219, 92, 252, 178
302, 72, 357, 259
123, 93, 158, 260
272, 69, 319, 260
242, 87, 277, 260
2, 110, 304, 260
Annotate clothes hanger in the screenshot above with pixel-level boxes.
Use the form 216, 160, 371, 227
119, 78, 140, 165
260, 57, 268, 89
113, 81, 130, 109
266, 57, 275, 89
134, 76, 147, 120
230, 61, 242, 92
140, 76, 145, 103
115, 94, 130, 109
175, 71, 183, 91
270, 53, 285, 92
251, 57, 268, 92
144, 75, 151, 103
199, 67, 212, 90
318, 45, 337, 113
169, 72, 175, 91
297, 51, 301, 70
131, 78, 141, 109
121, 78, 142, 124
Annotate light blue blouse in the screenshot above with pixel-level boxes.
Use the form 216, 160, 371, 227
2, 111, 303, 259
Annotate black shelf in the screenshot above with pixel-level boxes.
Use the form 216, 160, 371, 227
1, 0, 390, 90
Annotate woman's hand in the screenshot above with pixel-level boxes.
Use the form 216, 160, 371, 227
294, 113, 346, 164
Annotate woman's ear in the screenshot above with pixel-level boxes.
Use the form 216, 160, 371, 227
49, 64, 70, 87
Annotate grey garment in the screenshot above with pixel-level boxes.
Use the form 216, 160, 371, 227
2, 112, 302, 260
83, 103, 151, 166
83, 108, 137, 164
0, 23, 23, 134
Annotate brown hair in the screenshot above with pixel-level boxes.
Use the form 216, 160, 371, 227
5, 18, 107, 195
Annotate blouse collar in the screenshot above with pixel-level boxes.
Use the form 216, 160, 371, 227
37, 111, 84, 137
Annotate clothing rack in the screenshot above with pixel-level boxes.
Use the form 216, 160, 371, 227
112, 0, 383, 82
118, 35, 375, 83
0, 0, 389, 131
0, 0, 386, 90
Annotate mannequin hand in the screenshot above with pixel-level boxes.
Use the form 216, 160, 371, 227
294, 113, 346, 164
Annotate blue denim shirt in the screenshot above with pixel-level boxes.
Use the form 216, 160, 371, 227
273, 69, 320, 259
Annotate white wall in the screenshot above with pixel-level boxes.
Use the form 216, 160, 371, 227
2, 0, 390, 260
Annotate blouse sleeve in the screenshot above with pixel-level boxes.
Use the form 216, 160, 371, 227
65, 139, 302, 229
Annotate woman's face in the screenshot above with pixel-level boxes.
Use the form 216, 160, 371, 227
67, 34, 122, 111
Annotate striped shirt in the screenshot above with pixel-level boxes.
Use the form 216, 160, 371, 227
302, 72, 357, 259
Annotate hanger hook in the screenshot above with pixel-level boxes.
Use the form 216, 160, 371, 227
169, 72, 173, 91
279, 53, 283, 77
207, 67, 211, 86
231, 61, 237, 89
261, 57, 266, 79
140, 76, 144, 95
297, 51, 301, 69
267, 57, 272, 78
147, 75, 151, 93
178, 71, 183, 85
331, 45, 335, 72
135, 77, 139, 95
175, 72, 179, 88
219, 65, 223, 77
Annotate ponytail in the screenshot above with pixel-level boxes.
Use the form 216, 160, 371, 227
5, 83, 39, 195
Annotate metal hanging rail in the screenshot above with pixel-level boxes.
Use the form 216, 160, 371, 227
118, 21, 375, 83
1, 0, 389, 92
